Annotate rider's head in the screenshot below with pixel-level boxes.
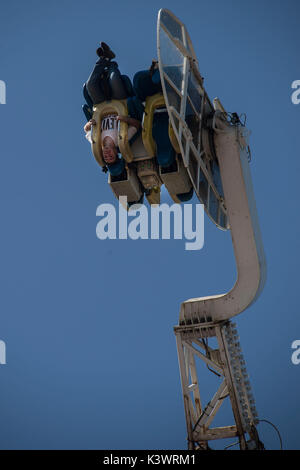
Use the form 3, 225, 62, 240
102, 136, 118, 164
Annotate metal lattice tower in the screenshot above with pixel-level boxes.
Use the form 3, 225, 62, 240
174, 320, 263, 450
156, 8, 267, 450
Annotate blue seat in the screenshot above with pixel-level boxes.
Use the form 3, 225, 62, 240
133, 70, 162, 102
82, 104, 93, 121
152, 111, 176, 168
82, 83, 94, 121
83, 83, 93, 109
121, 75, 135, 97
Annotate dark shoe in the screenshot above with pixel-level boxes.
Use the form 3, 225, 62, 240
100, 42, 116, 59
96, 46, 104, 57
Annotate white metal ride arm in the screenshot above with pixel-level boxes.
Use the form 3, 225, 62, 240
180, 102, 266, 324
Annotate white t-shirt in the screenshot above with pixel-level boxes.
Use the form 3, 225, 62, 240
85, 114, 137, 146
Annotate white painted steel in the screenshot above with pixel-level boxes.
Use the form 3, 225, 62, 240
159, 8, 266, 449
174, 321, 262, 449
157, 9, 266, 321
180, 118, 266, 322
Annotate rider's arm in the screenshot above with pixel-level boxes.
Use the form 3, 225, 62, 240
84, 119, 96, 144
117, 115, 141, 130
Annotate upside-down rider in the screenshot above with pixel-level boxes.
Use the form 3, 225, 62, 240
83, 42, 143, 186
83, 43, 193, 203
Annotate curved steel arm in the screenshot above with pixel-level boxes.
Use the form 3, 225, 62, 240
180, 111, 266, 323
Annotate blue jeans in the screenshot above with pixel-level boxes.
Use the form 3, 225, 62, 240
86, 59, 127, 104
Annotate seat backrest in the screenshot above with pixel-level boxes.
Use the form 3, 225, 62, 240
121, 75, 135, 97
82, 104, 92, 121
82, 83, 93, 109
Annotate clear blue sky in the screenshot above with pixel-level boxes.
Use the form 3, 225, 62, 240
0, 0, 299, 450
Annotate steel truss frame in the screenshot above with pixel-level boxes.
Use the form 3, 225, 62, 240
174, 319, 263, 450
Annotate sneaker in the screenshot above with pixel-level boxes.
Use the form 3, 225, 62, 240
100, 42, 116, 59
